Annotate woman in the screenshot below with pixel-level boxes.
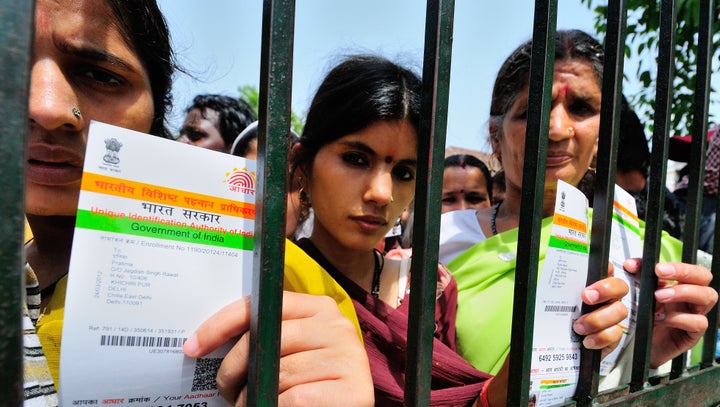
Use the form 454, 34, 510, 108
440, 30, 717, 388
190, 54, 630, 406
25, 1, 369, 405
441, 154, 493, 214
25, 1, 175, 401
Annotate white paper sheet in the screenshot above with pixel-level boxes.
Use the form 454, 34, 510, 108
528, 181, 642, 406
60, 122, 256, 406
529, 180, 590, 406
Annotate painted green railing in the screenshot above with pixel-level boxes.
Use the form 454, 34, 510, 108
0, 1, 34, 406
2, 1, 719, 406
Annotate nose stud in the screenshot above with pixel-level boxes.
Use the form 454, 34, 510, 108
390, 196, 395, 203
72, 107, 81, 119
567, 126, 574, 136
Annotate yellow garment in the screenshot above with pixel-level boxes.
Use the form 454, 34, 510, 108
25, 218, 33, 242
283, 239, 362, 340
36, 274, 68, 389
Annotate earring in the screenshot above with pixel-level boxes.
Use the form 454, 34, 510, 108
298, 187, 311, 221
489, 152, 503, 171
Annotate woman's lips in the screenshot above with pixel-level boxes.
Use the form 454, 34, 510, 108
26, 161, 83, 185
27, 144, 84, 185
351, 215, 388, 234
546, 153, 572, 166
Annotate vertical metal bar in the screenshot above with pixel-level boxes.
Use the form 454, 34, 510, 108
631, 0, 677, 391
575, 0, 628, 404
706, 225, 720, 364
680, 0, 713, 269
248, 1, 295, 405
404, 0, 455, 405
506, 0, 557, 405
688, 0, 719, 369
0, 0, 33, 404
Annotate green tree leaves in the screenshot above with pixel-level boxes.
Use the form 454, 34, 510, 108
238, 85, 304, 134
581, 0, 719, 134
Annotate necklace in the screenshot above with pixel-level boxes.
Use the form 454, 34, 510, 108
490, 201, 502, 236
371, 248, 384, 298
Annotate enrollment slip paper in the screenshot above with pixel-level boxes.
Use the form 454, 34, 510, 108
528, 181, 641, 406
60, 121, 257, 406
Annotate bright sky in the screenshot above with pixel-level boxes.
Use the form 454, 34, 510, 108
157, 1, 601, 152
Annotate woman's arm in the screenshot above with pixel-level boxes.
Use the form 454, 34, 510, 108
183, 291, 374, 407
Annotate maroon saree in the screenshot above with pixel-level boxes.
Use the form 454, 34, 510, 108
297, 239, 490, 406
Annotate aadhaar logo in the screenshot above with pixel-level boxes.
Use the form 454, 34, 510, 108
223, 167, 256, 195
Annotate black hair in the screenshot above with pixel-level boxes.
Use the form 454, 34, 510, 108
105, 0, 177, 138
617, 97, 651, 177
186, 94, 257, 148
444, 154, 493, 202
231, 120, 301, 159
232, 122, 259, 157
295, 54, 422, 171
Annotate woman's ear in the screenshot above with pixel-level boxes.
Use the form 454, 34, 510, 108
489, 125, 502, 165
292, 167, 307, 191
290, 143, 309, 191
289, 143, 306, 187
489, 122, 500, 151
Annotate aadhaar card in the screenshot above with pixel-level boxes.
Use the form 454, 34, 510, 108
60, 121, 256, 407
599, 185, 641, 376
529, 180, 590, 407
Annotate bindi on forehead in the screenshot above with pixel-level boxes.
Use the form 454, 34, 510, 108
385, 155, 393, 164
560, 84, 569, 97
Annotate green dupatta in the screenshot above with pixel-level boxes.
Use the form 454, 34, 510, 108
449, 215, 682, 375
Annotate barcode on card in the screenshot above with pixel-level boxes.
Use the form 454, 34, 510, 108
99, 335, 187, 348
544, 305, 577, 313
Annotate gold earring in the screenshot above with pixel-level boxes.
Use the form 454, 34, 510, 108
298, 187, 311, 221
489, 153, 502, 170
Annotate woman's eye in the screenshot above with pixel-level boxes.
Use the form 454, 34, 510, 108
570, 101, 597, 117
512, 108, 528, 120
393, 166, 415, 181
180, 128, 205, 142
342, 152, 368, 167
79, 67, 123, 87
466, 195, 488, 205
